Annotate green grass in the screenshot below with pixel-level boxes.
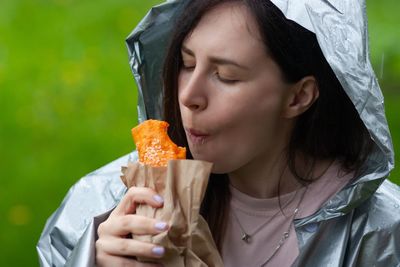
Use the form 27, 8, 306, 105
0, 1, 161, 266
0, 1, 398, 266
367, 0, 400, 184
383, 91, 400, 184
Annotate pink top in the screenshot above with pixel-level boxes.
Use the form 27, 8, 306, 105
221, 162, 354, 267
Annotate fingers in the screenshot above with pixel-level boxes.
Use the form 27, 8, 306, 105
97, 237, 166, 259
98, 214, 169, 236
112, 187, 165, 216
96, 186, 168, 267
96, 254, 137, 267
96, 254, 163, 267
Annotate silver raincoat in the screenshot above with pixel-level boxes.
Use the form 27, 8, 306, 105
37, 0, 400, 266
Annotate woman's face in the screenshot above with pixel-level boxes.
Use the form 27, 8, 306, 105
178, 3, 294, 174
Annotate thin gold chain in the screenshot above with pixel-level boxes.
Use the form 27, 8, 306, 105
230, 187, 308, 266
260, 187, 307, 266
231, 188, 300, 243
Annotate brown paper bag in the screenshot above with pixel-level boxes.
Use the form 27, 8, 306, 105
121, 159, 224, 267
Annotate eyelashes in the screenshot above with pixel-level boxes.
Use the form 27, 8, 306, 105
180, 64, 239, 84
215, 72, 239, 84
181, 64, 195, 71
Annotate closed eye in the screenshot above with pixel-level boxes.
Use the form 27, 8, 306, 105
182, 64, 195, 70
181, 58, 196, 71
216, 72, 239, 84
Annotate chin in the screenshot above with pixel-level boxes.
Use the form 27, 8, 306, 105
205, 159, 234, 174
211, 165, 230, 174
190, 149, 237, 174
190, 154, 222, 173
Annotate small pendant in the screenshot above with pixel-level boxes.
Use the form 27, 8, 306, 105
283, 232, 289, 239
241, 233, 251, 243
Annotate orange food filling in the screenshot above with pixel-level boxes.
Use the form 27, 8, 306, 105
132, 120, 186, 167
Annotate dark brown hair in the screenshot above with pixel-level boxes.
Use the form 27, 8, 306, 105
162, 0, 372, 250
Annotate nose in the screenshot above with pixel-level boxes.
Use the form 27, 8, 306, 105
178, 69, 208, 112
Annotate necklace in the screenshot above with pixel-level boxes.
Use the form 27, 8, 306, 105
231, 187, 300, 244
260, 188, 306, 267
231, 187, 308, 266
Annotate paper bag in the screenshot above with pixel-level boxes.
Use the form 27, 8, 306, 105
121, 159, 224, 267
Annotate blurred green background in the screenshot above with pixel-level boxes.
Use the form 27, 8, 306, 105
0, 0, 398, 266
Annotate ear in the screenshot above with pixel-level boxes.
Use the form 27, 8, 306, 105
282, 76, 319, 118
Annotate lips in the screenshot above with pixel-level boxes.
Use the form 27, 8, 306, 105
185, 128, 210, 145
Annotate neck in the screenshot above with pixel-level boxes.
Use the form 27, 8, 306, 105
228, 150, 334, 199
228, 151, 302, 199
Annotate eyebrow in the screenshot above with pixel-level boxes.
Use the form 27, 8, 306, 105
181, 45, 249, 70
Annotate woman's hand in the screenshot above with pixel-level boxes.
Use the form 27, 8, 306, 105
96, 187, 169, 267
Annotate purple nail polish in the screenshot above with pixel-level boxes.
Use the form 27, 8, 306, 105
155, 221, 168, 231
153, 195, 164, 203
152, 246, 165, 256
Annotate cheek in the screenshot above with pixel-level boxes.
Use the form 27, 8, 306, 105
208, 88, 287, 172
177, 72, 187, 100
177, 71, 187, 90
221, 83, 286, 126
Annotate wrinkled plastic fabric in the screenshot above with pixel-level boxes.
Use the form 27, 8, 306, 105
37, 0, 400, 266
37, 153, 133, 266
126, 0, 187, 122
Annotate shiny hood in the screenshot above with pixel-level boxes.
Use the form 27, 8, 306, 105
125, 0, 394, 219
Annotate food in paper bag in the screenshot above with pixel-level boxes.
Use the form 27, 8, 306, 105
121, 120, 224, 267
131, 119, 186, 167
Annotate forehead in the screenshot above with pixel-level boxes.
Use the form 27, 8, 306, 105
183, 2, 264, 55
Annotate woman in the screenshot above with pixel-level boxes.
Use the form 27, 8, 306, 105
37, 0, 400, 266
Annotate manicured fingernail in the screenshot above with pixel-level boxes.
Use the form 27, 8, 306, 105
155, 221, 168, 231
152, 246, 165, 256
153, 195, 164, 203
